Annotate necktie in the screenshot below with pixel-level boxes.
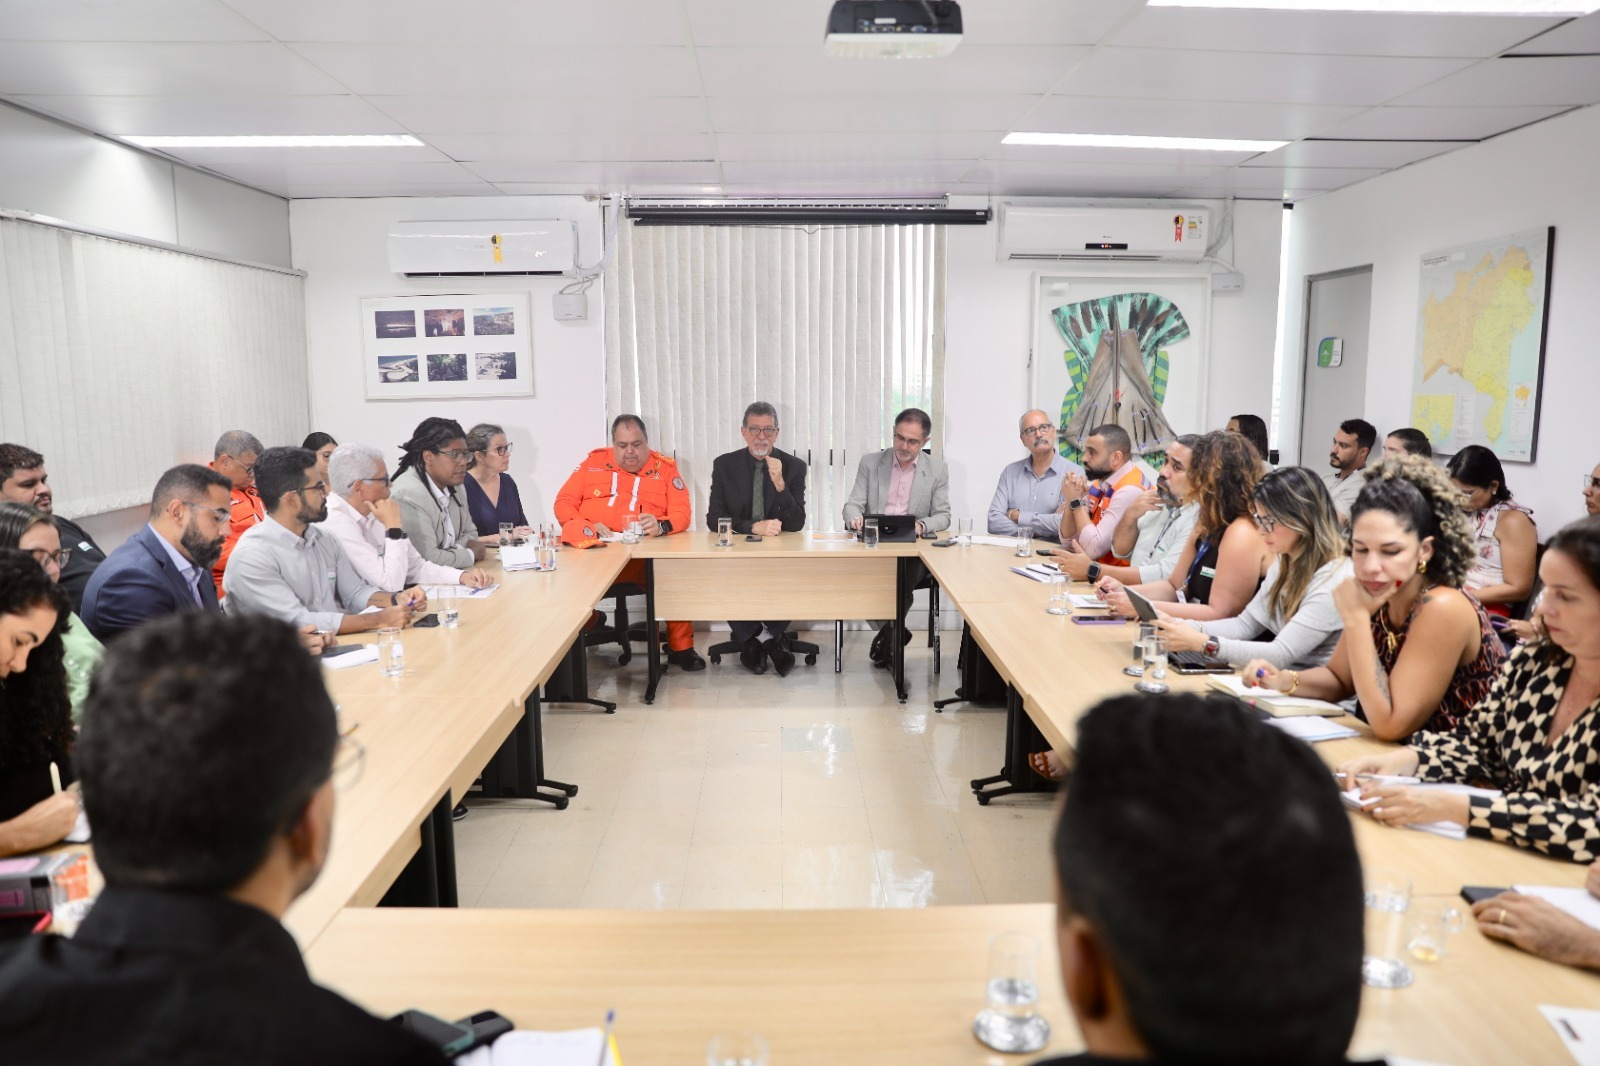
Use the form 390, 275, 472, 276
752, 460, 766, 522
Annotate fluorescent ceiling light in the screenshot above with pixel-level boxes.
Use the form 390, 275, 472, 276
124, 134, 424, 148
1146, 0, 1600, 13
1003, 132, 1288, 152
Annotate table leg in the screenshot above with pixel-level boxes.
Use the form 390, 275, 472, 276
834, 620, 843, 674
511, 686, 578, 809
429, 791, 458, 908
644, 559, 662, 704
379, 795, 443, 906
970, 685, 1058, 805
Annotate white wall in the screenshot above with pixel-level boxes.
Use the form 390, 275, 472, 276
1281, 102, 1600, 530
291, 196, 606, 527
942, 199, 1285, 528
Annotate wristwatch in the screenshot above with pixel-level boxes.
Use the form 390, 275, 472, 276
1203, 637, 1221, 658
1068, 498, 1083, 511
1086, 562, 1102, 583
385, 527, 408, 540
657, 519, 674, 535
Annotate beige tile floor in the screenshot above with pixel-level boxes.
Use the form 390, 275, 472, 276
455, 630, 1059, 910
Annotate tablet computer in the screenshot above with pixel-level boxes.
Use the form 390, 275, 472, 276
1124, 586, 1159, 623
863, 514, 919, 542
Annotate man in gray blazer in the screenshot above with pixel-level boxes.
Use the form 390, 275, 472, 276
388, 417, 488, 568
842, 408, 950, 667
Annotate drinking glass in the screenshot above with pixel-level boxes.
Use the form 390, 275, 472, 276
1015, 526, 1033, 556
862, 518, 880, 549
1046, 575, 1071, 615
546, 524, 560, 551
972, 930, 1051, 1054
1125, 621, 1155, 677
717, 517, 733, 547
706, 1031, 768, 1066
1135, 635, 1169, 694
957, 516, 973, 545
498, 522, 513, 547
1363, 867, 1415, 989
437, 585, 459, 629
539, 541, 556, 571
1407, 898, 1465, 963
377, 627, 405, 678
626, 519, 643, 543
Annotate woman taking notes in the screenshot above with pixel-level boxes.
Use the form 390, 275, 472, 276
1339, 515, 1600, 864
1244, 456, 1503, 740
1098, 430, 1267, 621
463, 423, 532, 540
1448, 444, 1537, 617
0, 503, 102, 718
1155, 466, 1349, 669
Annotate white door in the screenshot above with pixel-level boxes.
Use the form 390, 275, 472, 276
1297, 267, 1372, 470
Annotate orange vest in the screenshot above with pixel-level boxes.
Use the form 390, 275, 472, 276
554, 447, 691, 546
1087, 465, 1148, 565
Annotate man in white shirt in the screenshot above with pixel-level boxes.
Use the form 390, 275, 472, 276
1323, 419, 1375, 522
322, 443, 491, 593
1054, 435, 1198, 585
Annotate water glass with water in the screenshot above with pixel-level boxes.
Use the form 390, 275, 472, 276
626, 519, 643, 543
957, 516, 973, 544
717, 517, 733, 547
862, 518, 880, 549
1407, 898, 1465, 962
1363, 867, 1415, 989
546, 523, 560, 551
1125, 621, 1155, 677
706, 1031, 768, 1066
377, 627, 405, 678
1015, 526, 1032, 556
437, 585, 459, 629
498, 522, 513, 547
973, 930, 1051, 1054
539, 541, 556, 571
1135, 635, 1169, 694
1046, 575, 1071, 615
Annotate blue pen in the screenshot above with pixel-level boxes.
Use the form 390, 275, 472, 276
596, 1009, 615, 1066
1255, 668, 1266, 679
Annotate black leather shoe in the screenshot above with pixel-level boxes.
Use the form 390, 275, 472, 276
767, 636, 796, 678
739, 637, 767, 675
869, 627, 890, 665
667, 647, 707, 672
452, 802, 469, 821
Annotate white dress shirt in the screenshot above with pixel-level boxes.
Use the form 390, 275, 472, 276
322, 493, 465, 593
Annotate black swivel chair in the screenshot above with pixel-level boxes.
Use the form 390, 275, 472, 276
708, 630, 821, 668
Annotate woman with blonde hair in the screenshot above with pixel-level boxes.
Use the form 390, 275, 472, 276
1156, 465, 1350, 669
1246, 455, 1504, 741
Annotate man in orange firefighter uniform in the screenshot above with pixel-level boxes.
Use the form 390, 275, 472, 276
555, 414, 706, 671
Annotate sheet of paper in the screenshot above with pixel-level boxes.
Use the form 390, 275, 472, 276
64, 808, 90, 843
455, 1028, 615, 1066
1008, 563, 1061, 583
1513, 886, 1600, 931
1205, 675, 1347, 717
1267, 716, 1359, 743
1541, 1004, 1600, 1066
422, 583, 500, 598
1068, 594, 1108, 610
970, 534, 1024, 548
321, 646, 379, 670
1338, 778, 1500, 840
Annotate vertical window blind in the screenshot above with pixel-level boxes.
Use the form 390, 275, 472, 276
0, 217, 308, 517
605, 221, 946, 529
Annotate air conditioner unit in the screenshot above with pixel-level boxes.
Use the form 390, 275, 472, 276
996, 204, 1209, 263
387, 220, 577, 277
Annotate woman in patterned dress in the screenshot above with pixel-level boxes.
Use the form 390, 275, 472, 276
1244, 455, 1503, 741
1448, 444, 1538, 618
1339, 514, 1600, 865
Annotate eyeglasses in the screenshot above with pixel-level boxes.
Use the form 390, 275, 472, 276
28, 547, 71, 569
184, 502, 231, 523
1021, 423, 1056, 438
744, 425, 779, 438
224, 455, 256, 476
1250, 511, 1278, 533
295, 480, 328, 498
332, 729, 366, 792
488, 444, 513, 456
893, 433, 926, 449
435, 449, 472, 463
353, 476, 391, 488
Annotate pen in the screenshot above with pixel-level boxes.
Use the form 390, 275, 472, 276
596, 1008, 615, 1066
1559, 1017, 1580, 1041
50, 761, 62, 795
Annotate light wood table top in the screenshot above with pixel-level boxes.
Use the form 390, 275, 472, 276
306, 901, 1600, 1066
630, 529, 925, 559
921, 542, 1050, 606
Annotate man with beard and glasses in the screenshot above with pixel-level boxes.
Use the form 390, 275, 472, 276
986, 409, 1082, 542
1054, 435, 1199, 586
1055, 423, 1149, 565
222, 447, 422, 654
81, 465, 235, 643
0, 443, 108, 612
1324, 418, 1375, 524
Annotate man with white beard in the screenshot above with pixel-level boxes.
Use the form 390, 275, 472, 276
705, 401, 808, 676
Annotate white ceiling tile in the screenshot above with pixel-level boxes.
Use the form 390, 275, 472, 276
987, 174, 1188, 197
1309, 104, 1575, 140
961, 159, 1226, 187
720, 160, 972, 183
718, 181, 957, 198
1388, 56, 1600, 107
696, 45, 1090, 98
287, 44, 702, 97
0, 42, 345, 95
5, 94, 406, 136
495, 182, 725, 196
0, 0, 268, 41
707, 94, 1042, 133
1025, 96, 1366, 141
716, 130, 1003, 162
1507, 12, 1600, 55
462, 161, 724, 184
1109, 8, 1563, 59
152, 143, 452, 166
989, 143, 1261, 167
371, 96, 709, 135
285, 183, 503, 199
222, 0, 687, 45
685, 0, 1143, 47
422, 132, 715, 162
199, 159, 485, 186
1053, 47, 1476, 107
1246, 139, 1468, 169
1176, 165, 1385, 195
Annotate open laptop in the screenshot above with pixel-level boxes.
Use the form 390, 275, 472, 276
1124, 587, 1233, 674
863, 514, 919, 542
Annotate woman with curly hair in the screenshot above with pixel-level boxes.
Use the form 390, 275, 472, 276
1098, 430, 1268, 621
1245, 455, 1504, 740
0, 502, 102, 718
0, 548, 80, 855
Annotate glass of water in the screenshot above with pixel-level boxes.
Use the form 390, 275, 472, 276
1046, 575, 1071, 615
957, 516, 973, 544
376, 627, 405, 678
1363, 867, 1415, 989
717, 517, 733, 547
1125, 621, 1155, 677
1407, 897, 1465, 963
1135, 634, 1169, 694
862, 518, 880, 549
626, 519, 643, 543
706, 1031, 768, 1066
498, 522, 513, 547
972, 930, 1051, 1054
437, 586, 459, 629
1015, 526, 1032, 557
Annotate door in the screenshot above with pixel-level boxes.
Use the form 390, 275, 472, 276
1298, 267, 1372, 470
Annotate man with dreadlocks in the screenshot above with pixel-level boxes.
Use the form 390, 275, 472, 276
389, 417, 490, 569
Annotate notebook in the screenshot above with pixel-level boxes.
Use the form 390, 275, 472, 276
455, 1029, 619, 1066
1206, 674, 1347, 717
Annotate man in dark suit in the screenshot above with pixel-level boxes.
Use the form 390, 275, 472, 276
706, 401, 808, 676
81, 464, 233, 642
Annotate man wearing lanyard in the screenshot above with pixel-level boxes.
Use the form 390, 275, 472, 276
209, 429, 265, 599
1054, 435, 1198, 586
1056, 423, 1147, 564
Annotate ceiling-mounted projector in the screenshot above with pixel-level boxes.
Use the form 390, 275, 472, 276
823, 1, 963, 58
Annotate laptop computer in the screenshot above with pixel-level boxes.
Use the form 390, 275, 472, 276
863, 514, 919, 542
1124, 587, 1233, 674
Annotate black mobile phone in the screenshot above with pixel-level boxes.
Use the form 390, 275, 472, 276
1071, 616, 1126, 626
745, 534, 762, 541
1172, 660, 1235, 675
1034, 548, 1057, 556
919, 530, 938, 539
391, 1009, 476, 1055
1461, 885, 1509, 905
320, 643, 366, 659
456, 1010, 515, 1048
412, 613, 440, 628
931, 537, 956, 547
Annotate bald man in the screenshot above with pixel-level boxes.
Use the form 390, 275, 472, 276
986, 409, 1083, 542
